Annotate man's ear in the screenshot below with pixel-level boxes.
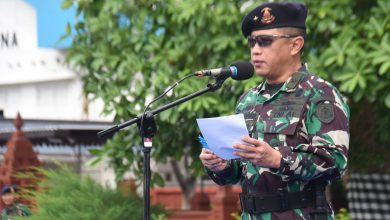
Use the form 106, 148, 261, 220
290, 36, 304, 55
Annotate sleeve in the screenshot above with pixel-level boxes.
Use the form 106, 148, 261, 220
204, 159, 243, 185
271, 85, 350, 181
199, 135, 243, 185
21, 205, 32, 216
2, 209, 7, 219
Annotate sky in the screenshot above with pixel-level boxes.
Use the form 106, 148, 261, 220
24, 0, 77, 48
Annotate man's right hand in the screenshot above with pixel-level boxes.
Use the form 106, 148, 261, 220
199, 148, 228, 172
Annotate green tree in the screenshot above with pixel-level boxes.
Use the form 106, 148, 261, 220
62, 0, 390, 210
62, 0, 258, 209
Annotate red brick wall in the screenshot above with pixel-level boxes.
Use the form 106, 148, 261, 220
151, 186, 242, 220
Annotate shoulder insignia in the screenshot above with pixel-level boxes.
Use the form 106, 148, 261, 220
315, 101, 335, 124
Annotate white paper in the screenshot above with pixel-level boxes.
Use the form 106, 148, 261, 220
196, 113, 249, 160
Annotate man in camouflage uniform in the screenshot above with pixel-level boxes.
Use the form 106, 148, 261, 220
1, 185, 31, 220
199, 2, 349, 220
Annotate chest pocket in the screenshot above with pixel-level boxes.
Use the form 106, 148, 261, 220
259, 97, 306, 136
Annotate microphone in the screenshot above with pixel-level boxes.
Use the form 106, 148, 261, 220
195, 61, 254, 80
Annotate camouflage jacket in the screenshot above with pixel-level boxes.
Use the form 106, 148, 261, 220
206, 67, 350, 220
1, 203, 31, 220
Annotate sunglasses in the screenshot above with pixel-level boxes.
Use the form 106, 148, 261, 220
247, 34, 298, 48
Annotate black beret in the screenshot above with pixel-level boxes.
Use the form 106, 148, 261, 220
241, 2, 307, 37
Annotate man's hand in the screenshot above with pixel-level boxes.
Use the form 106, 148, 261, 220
233, 136, 282, 169
199, 148, 228, 172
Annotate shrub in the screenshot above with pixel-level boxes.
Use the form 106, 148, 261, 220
16, 165, 166, 220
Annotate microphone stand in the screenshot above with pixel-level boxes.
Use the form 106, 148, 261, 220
97, 76, 229, 220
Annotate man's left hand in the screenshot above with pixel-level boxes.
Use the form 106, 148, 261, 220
233, 136, 282, 169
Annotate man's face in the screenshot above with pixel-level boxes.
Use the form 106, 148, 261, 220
249, 28, 294, 80
1, 193, 17, 206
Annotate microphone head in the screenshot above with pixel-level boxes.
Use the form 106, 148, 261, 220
230, 61, 254, 80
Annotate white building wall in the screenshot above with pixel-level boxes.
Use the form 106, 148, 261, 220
0, 0, 37, 49
0, 0, 113, 121
0, 0, 116, 188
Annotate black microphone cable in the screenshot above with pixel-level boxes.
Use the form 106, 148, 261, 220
140, 72, 196, 136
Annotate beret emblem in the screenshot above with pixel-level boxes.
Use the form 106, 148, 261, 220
242, 2, 307, 37
260, 7, 275, 24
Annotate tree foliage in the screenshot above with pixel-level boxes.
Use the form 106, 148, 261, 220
62, 0, 390, 188
62, 0, 259, 185
305, 0, 390, 106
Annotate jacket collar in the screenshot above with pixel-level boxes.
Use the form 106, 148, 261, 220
257, 65, 307, 94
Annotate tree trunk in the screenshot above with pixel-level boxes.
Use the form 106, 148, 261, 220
170, 154, 197, 210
